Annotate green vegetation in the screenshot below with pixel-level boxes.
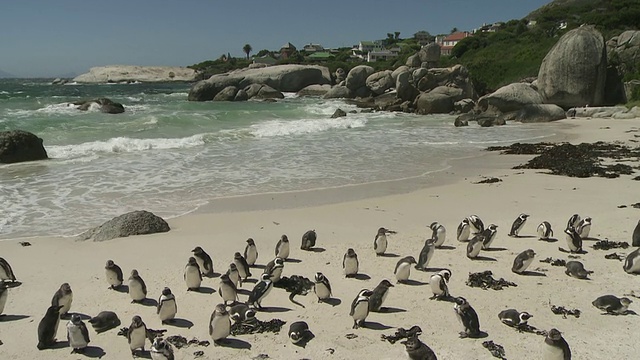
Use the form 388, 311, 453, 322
242, 44, 252, 60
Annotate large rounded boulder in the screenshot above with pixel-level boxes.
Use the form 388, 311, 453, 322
515, 104, 566, 123
77, 210, 170, 241
345, 65, 374, 91
366, 70, 394, 95
478, 83, 543, 113
74, 98, 125, 114
0, 130, 48, 164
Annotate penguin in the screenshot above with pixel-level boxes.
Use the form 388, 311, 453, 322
368, 279, 394, 312
37, 305, 63, 350
633, 219, 640, 247
349, 289, 373, 329
289, 321, 312, 345
128, 269, 148, 303
537, 221, 554, 240
51, 282, 73, 318
623, 247, 640, 274
429, 269, 451, 300
512, 249, 536, 274
565, 261, 593, 279
498, 309, 532, 327
402, 335, 438, 360
456, 218, 471, 242
429, 222, 447, 248
481, 224, 498, 249
301, 230, 317, 251
415, 238, 436, 271
184, 257, 202, 291
575, 217, 592, 239
105, 260, 124, 290
233, 252, 252, 281
248, 273, 273, 310
394, 256, 417, 283
88, 311, 120, 333
467, 215, 485, 234
275, 234, 290, 259
218, 273, 238, 306
263, 257, 285, 283
0, 257, 17, 281
454, 297, 482, 338
343, 248, 359, 277
313, 272, 332, 302
191, 246, 214, 277
209, 303, 231, 345
566, 213, 581, 230
226, 263, 241, 288
374, 227, 390, 256
244, 238, 258, 266
0, 280, 21, 316
544, 328, 571, 360
229, 303, 256, 324
508, 213, 529, 237
466, 234, 485, 259
564, 227, 583, 253
66, 313, 90, 354
157, 287, 177, 324
150, 336, 174, 360
592, 295, 633, 315
127, 315, 147, 356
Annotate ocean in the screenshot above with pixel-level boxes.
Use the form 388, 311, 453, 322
0, 79, 555, 240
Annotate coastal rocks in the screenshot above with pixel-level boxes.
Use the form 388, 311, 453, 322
568, 106, 629, 118
74, 65, 197, 83
345, 65, 375, 93
323, 85, 354, 99
331, 109, 347, 118
77, 210, 170, 241
335, 68, 346, 83
613, 106, 640, 119
478, 83, 543, 113
423, 65, 477, 99
366, 71, 394, 95
607, 31, 640, 77
251, 84, 285, 100
74, 98, 125, 114
415, 86, 464, 115
213, 86, 238, 101
418, 43, 441, 68
395, 71, 419, 102
51, 78, 68, 85
537, 25, 607, 108
454, 99, 475, 113
515, 104, 566, 123
405, 54, 422, 68
0, 130, 48, 164
391, 66, 409, 82
297, 84, 331, 97
454, 116, 469, 127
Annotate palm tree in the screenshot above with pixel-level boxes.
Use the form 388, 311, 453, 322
450, 27, 459, 34
242, 44, 252, 60
394, 31, 400, 40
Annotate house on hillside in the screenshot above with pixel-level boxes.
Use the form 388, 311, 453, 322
351, 41, 384, 60
302, 43, 325, 53
367, 49, 399, 62
307, 52, 335, 62
437, 31, 472, 55
280, 42, 297, 59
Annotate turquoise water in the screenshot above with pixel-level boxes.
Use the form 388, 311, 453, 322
0, 79, 553, 239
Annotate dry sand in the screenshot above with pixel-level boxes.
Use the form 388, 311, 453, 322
1, 117, 639, 360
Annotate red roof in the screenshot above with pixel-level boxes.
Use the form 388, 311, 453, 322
444, 32, 470, 41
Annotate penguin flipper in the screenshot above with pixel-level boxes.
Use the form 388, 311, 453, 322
275, 240, 282, 256
80, 323, 90, 343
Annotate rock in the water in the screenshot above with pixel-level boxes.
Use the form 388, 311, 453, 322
633, 220, 640, 247
331, 109, 347, 118
323, 85, 354, 99
365, 70, 394, 95
454, 116, 469, 127
297, 84, 332, 97
0, 130, 48, 164
415, 86, 464, 115
74, 65, 197, 83
253, 84, 284, 100
454, 99, 475, 113
479, 83, 543, 113
345, 65, 374, 91
213, 86, 238, 101
515, 104, 566, 123
74, 98, 125, 114
51, 78, 68, 85
234, 89, 249, 101
77, 210, 170, 241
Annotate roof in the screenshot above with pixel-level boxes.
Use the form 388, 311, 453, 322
360, 41, 376, 46
444, 32, 470, 41
280, 42, 296, 50
307, 52, 334, 59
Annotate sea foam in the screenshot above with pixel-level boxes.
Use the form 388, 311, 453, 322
249, 116, 367, 138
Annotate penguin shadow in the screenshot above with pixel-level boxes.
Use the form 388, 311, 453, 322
378, 253, 400, 258
558, 247, 588, 255
192, 286, 216, 294
376, 306, 406, 314
80, 345, 107, 358
420, 267, 448, 273
518, 271, 547, 277
539, 237, 559, 243
251, 264, 267, 269
217, 338, 252, 349
582, 236, 600, 241
484, 247, 508, 252
259, 306, 292, 313
164, 318, 194, 329
0, 314, 30, 322
237, 288, 252, 296
243, 278, 259, 284
398, 279, 428, 286
347, 273, 371, 281
602, 310, 638, 316
205, 272, 221, 279
285, 258, 302, 263
306, 247, 326, 253
111, 285, 129, 293
320, 298, 342, 306
510, 235, 537, 239
361, 321, 393, 330
464, 331, 489, 339
133, 298, 158, 307
430, 295, 456, 303
132, 349, 152, 359
48, 340, 70, 350
436, 245, 456, 250
469, 256, 497, 262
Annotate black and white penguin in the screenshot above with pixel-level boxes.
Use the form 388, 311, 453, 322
218, 273, 238, 306
264, 257, 285, 283
150, 336, 174, 360
51, 282, 73, 318
248, 273, 273, 310
454, 297, 482, 338
88, 311, 120, 333
544, 328, 571, 360
127, 315, 147, 356
429, 269, 451, 300
368, 279, 394, 312
229, 303, 256, 324
184, 257, 202, 291
343, 248, 359, 277
457, 218, 471, 242
481, 224, 499, 249
633, 219, 640, 247
466, 234, 485, 259
623, 247, 640, 274
128, 269, 148, 304
0, 280, 21, 316
429, 222, 447, 248
537, 221, 554, 240
575, 217, 592, 239
275, 234, 290, 259
566, 214, 581, 230
289, 321, 312, 345
301, 230, 317, 251
565, 261, 593, 279
37, 305, 63, 350
350, 289, 373, 329
416, 238, 436, 271
394, 256, 417, 283
191, 246, 214, 277
508, 213, 529, 237
157, 287, 177, 324
105, 260, 124, 290
512, 249, 536, 274
0, 257, 17, 282
374, 227, 390, 256
467, 215, 485, 234
498, 309, 532, 327
402, 335, 438, 360
233, 252, 252, 281
226, 263, 241, 288
209, 303, 231, 345
66, 313, 90, 353
564, 227, 583, 253
313, 272, 332, 302
244, 238, 259, 266
592, 295, 633, 315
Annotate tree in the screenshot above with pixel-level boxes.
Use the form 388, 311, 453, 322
450, 27, 459, 34
242, 44, 252, 60
394, 31, 400, 40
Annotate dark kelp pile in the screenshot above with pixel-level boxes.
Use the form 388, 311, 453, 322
466, 271, 517, 290
593, 240, 629, 250
550, 304, 581, 318
230, 318, 286, 336
482, 340, 507, 360
380, 326, 423, 344
605, 252, 625, 261
539, 257, 567, 266
487, 142, 640, 178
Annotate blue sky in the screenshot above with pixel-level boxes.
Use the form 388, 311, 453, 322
0, 0, 551, 78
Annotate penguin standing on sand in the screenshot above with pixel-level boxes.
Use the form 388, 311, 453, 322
105, 260, 124, 290
575, 217, 592, 239
218, 273, 238, 305
264, 257, 285, 283
150, 337, 174, 360
537, 221, 554, 240
498, 309, 532, 327
289, 321, 312, 345
313, 272, 332, 302
565, 261, 593, 279
467, 215, 485, 234
0, 280, 21, 316
457, 218, 471, 242
233, 252, 252, 281
157, 287, 177, 324
248, 273, 273, 310
184, 257, 202, 291
512, 249, 536, 274
343, 248, 359, 277
374, 227, 390, 256
51, 283, 73, 318
416, 238, 436, 270
394, 256, 417, 283
466, 234, 485, 259
429, 222, 446, 248
368, 279, 394, 312
37, 305, 63, 350
633, 219, 640, 247
623, 247, 640, 274
301, 230, 317, 251
543, 328, 571, 360
564, 228, 583, 253
0, 257, 17, 281
209, 304, 231, 345
226, 263, 241, 288
127, 315, 148, 356
66, 314, 90, 354
128, 269, 148, 303
481, 224, 498, 249
454, 297, 482, 338
508, 213, 529, 237
592, 295, 633, 315
244, 238, 258, 266
275, 235, 291, 259
350, 289, 373, 329
402, 336, 438, 360
429, 269, 451, 300
192, 246, 214, 277
566, 214, 581, 230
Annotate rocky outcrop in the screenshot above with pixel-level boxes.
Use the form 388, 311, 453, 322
406, 54, 422, 67
251, 84, 285, 100
478, 83, 543, 113
391, 66, 409, 82
74, 66, 197, 83
188, 65, 331, 101
418, 43, 441, 67
612, 106, 640, 119
567, 106, 629, 118
73, 98, 125, 114
0, 130, 48, 164
345, 65, 375, 92
213, 86, 238, 101
417, 65, 477, 98
297, 84, 332, 97
51, 78, 68, 85
335, 68, 347, 83
624, 80, 640, 103
331, 109, 347, 118
454, 99, 475, 113
515, 104, 566, 123
77, 210, 170, 241
607, 30, 640, 77
415, 86, 465, 115
396, 71, 419, 102
323, 85, 354, 99
537, 25, 607, 108
366, 70, 394, 95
